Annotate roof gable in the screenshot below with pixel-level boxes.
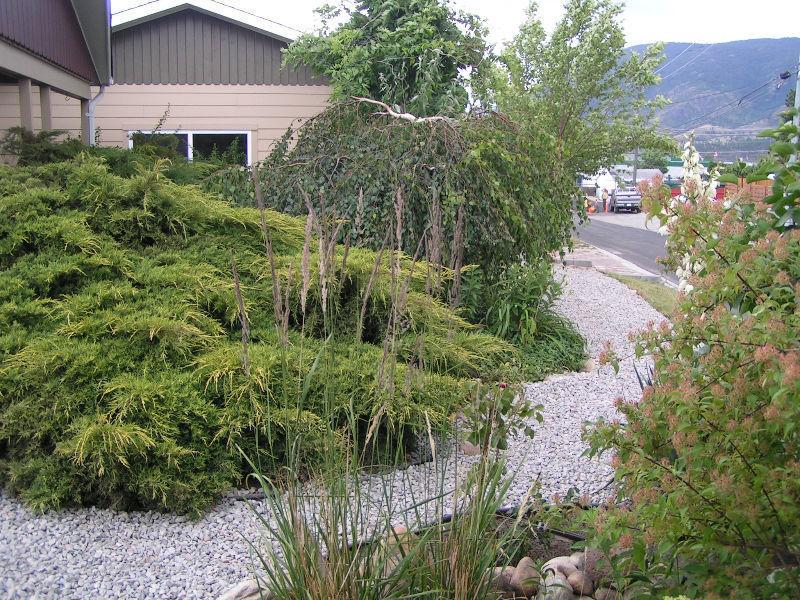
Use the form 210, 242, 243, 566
110, 5, 323, 85
112, 3, 293, 44
0, 0, 104, 83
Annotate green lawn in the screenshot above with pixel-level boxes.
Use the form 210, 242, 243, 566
609, 274, 678, 316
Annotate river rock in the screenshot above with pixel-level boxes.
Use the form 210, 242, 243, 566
580, 549, 610, 586
510, 557, 540, 598
217, 578, 273, 600
594, 587, 620, 600
536, 570, 575, 600
566, 571, 593, 596
460, 440, 482, 456
489, 566, 515, 590
568, 551, 585, 570
541, 556, 578, 578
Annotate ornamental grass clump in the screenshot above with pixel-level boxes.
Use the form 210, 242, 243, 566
587, 120, 800, 597
244, 401, 529, 600
0, 155, 526, 515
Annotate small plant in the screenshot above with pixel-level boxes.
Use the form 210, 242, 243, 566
462, 380, 541, 453
461, 263, 587, 380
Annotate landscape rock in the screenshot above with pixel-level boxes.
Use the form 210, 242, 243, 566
566, 571, 593, 597
568, 551, 585, 570
579, 549, 610, 586
594, 587, 620, 600
217, 578, 272, 600
541, 556, 578, 578
460, 440, 482, 456
580, 358, 596, 373
489, 566, 518, 597
536, 570, 575, 600
510, 557, 540, 598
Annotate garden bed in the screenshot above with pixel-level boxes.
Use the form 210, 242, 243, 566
1, 266, 664, 599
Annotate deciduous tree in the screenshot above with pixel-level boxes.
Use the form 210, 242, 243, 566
284, 0, 489, 117
489, 0, 673, 177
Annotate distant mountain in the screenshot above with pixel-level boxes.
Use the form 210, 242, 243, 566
627, 38, 800, 160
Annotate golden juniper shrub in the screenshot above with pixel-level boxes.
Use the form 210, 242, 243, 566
0, 155, 525, 514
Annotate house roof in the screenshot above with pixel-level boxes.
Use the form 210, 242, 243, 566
109, 3, 323, 86
112, 3, 294, 45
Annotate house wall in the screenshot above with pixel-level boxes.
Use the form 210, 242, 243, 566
112, 9, 323, 86
0, 0, 97, 82
0, 83, 83, 136
0, 83, 331, 162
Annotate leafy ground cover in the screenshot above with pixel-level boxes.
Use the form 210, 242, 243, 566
0, 154, 582, 515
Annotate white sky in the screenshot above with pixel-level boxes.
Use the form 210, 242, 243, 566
111, 0, 800, 48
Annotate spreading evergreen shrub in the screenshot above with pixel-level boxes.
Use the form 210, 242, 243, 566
0, 155, 526, 515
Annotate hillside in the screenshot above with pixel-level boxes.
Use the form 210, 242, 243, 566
628, 38, 799, 160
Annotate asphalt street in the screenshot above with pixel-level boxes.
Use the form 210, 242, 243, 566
576, 218, 677, 283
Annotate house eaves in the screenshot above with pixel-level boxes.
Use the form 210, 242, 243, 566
70, 0, 112, 84
112, 3, 294, 45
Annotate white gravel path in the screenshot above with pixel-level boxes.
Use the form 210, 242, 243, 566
0, 267, 665, 599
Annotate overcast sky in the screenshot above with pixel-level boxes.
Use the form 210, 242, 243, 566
111, 0, 800, 48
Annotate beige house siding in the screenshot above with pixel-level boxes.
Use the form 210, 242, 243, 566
0, 83, 84, 137
1, 83, 330, 162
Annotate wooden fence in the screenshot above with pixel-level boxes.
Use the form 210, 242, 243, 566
724, 178, 773, 201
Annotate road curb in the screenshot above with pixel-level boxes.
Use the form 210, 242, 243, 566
564, 242, 674, 286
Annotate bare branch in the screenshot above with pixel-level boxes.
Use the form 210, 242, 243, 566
351, 97, 458, 125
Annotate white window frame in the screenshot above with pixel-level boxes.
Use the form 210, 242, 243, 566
128, 130, 253, 165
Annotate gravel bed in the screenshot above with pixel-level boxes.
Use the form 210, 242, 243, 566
0, 267, 665, 599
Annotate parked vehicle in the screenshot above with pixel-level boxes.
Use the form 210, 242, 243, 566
610, 187, 642, 213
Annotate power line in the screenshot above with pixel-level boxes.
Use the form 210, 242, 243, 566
660, 45, 712, 80
683, 87, 774, 129
676, 132, 767, 136
668, 68, 796, 133
701, 149, 770, 153
665, 84, 754, 106
655, 43, 696, 74
205, 0, 306, 34
112, 0, 162, 15
112, 0, 307, 35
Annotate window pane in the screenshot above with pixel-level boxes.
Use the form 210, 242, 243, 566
131, 132, 188, 158
192, 133, 247, 165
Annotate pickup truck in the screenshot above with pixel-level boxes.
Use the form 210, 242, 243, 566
610, 187, 642, 213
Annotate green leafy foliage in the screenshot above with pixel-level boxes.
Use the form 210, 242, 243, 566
255, 101, 577, 279
0, 155, 536, 515
489, 0, 674, 178
638, 149, 668, 173
284, 0, 489, 117
586, 130, 800, 596
460, 263, 586, 380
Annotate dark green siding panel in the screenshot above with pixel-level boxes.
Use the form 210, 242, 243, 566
219, 24, 229, 84
185, 15, 195, 84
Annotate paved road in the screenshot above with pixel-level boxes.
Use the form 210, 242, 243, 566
576, 218, 677, 283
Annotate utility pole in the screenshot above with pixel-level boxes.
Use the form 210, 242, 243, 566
632, 147, 639, 187
793, 53, 799, 162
